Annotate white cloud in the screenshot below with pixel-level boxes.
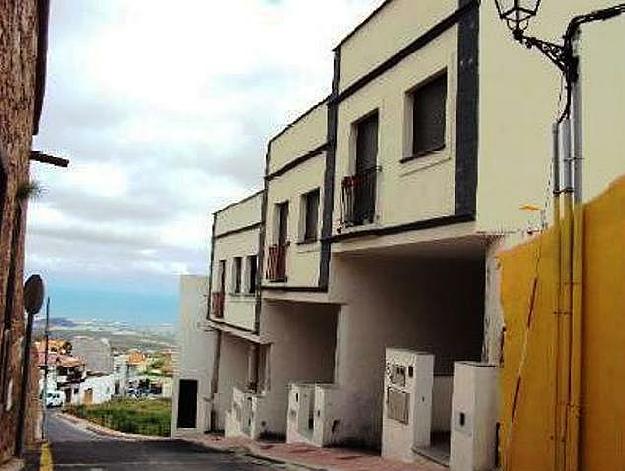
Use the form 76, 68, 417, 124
28, 0, 382, 288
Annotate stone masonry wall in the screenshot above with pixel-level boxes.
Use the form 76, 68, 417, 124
0, 0, 40, 463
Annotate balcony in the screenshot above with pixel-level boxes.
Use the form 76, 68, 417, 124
266, 244, 288, 282
211, 291, 225, 319
340, 166, 380, 228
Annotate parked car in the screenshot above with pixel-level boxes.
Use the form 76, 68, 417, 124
46, 391, 64, 408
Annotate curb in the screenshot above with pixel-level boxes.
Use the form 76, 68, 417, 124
57, 412, 168, 441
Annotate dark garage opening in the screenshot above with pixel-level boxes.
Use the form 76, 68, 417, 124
177, 379, 198, 429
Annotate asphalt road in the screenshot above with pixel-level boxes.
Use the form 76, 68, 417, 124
31, 412, 290, 470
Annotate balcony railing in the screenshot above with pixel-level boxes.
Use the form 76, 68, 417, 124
211, 291, 225, 319
266, 243, 288, 282
341, 166, 379, 228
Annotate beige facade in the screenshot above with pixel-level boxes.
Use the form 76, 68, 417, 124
263, 101, 328, 293
209, 191, 263, 332
175, 0, 625, 468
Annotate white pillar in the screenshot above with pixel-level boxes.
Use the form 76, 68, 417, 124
450, 362, 499, 471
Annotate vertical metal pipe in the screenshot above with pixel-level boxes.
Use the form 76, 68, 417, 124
552, 122, 563, 471
572, 34, 583, 204
42, 298, 50, 439
567, 31, 584, 471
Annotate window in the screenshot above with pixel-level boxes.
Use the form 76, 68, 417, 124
301, 189, 320, 243
217, 260, 226, 293
232, 257, 242, 294
275, 201, 289, 246
411, 72, 447, 157
246, 255, 258, 294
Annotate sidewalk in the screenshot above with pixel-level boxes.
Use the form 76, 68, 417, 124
183, 434, 446, 471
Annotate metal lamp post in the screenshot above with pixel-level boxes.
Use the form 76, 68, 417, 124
493, 2, 625, 471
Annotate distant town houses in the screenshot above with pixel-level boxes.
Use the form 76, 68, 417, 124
36, 337, 173, 408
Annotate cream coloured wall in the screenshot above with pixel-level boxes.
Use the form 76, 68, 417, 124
211, 192, 263, 331
212, 229, 259, 331
334, 27, 459, 236
477, 2, 625, 232
338, 0, 458, 92
267, 101, 327, 175
214, 191, 263, 237
264, 154, 326, 289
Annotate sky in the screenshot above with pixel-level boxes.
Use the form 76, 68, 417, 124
27, 0, 381, 325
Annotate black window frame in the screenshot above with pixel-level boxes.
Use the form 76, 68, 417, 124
406, 71, 448, 161
301, 189, 320, 243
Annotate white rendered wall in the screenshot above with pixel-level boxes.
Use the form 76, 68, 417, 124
450, 362, 499, 471
171, 275, 215, 436
258, 300, 339, 437
327, 253, 485, 449
79, 374, 115, 405
213, 333, 250, 432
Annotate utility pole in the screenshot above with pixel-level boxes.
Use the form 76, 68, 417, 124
42, 297, 50, 440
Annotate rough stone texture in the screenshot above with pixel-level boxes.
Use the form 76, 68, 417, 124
0, 0, 41, 464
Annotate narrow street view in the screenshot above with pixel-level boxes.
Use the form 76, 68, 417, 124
28, 412, 291, 470
1, 1, 625, 471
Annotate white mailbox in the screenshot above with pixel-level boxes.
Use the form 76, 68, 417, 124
450, 362, 499, 471
382, 348, 434, 463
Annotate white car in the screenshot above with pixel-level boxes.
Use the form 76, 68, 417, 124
45, 391, 64, 408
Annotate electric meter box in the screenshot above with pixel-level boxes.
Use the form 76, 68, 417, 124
382, 348, 434, 463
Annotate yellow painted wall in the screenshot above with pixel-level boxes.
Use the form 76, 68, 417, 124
334, 26, 458, 237
499, 176, 625, 470
338, 0, 457, 92
477, 2, 625, 233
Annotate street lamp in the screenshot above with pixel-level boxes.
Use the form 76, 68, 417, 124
495, 0, 541, 34
494, 3, 625, 471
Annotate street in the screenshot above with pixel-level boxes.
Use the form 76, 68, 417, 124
28, 412, 291, 470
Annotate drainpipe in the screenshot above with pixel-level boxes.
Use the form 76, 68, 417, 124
567, 31, 584, 471
555, 116, 574, 471
208, 329, 221, 431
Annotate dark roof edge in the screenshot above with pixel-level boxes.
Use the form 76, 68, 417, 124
33, 0, 50, 136
213, 189, 265, 216
333, 0, 393, 51
268, 96, 330, 146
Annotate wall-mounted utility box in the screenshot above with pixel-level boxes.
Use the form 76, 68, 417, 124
450, 362, 499, 471
382, 348, 434, 463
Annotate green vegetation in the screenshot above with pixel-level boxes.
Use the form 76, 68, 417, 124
65, 398, 171, 437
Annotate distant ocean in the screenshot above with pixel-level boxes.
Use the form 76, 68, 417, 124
44, 283, 179, 326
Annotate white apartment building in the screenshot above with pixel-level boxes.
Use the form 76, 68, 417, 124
172, 0, 625, 468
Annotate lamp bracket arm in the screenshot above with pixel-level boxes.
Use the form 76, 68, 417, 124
514, 32, 578, 83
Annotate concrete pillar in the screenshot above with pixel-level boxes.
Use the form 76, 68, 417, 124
450, 362, 499, 471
